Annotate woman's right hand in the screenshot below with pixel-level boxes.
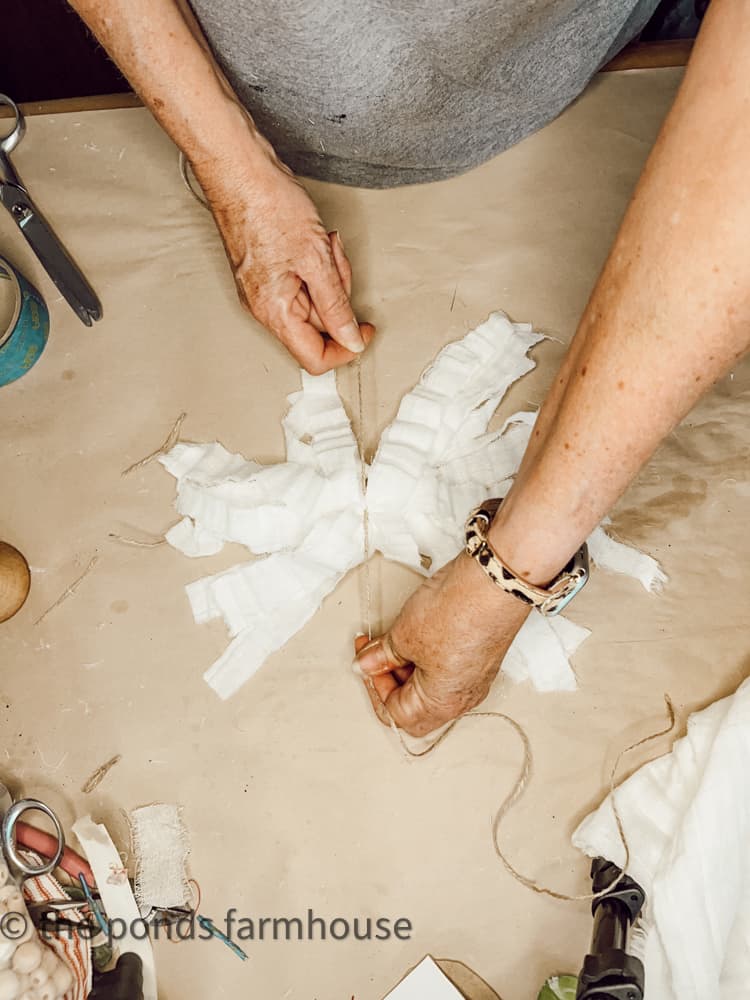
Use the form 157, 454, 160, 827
193, 142, 375, 373
67, 0, 373, 373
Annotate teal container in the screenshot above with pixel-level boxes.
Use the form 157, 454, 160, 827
0, 256, 50, 387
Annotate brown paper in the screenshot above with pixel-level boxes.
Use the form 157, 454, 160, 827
2, 67, 748, 999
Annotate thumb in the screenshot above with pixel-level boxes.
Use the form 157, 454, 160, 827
352, 633, 409, 677
378, 673, 433, 736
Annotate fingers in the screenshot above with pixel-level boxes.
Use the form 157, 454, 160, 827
329, 231, 353, 297
352, 633, 435, 735
284, 313, 375, 375
353, 635, 407, 727
392, 664, 414, 685
303, 234, 352, 332
305, 239, 365, 355
363, 673, 398, 727
239, 225, 374, 373
353, 634, 409, 676
384, 677, 455, 738
353, 635, 370, 657
351, 633, 471, 738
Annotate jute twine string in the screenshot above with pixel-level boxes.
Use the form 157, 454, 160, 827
351, 354, 675, 903
122, 412, 186, 477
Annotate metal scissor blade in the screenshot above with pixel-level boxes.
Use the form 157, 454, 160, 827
0, 181, 102, 326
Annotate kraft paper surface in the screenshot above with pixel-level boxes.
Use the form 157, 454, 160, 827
2, 68, 749, 1000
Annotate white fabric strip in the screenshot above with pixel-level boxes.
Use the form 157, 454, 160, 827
72, 816, 158, 1000
159, 312, 666, 699
131, 804, 191, 912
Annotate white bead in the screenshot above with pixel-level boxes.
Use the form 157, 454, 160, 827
0, 968, 21, 1000
12, 944, 40, 976
0, 887, 22, 912
35, 983, 56, 1000
27, 968, 46, 989
0, 865, 9, 888
38, 951, 56, 977
50, 965, 71, 996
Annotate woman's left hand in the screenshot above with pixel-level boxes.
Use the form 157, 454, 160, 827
353, 552, 530, 737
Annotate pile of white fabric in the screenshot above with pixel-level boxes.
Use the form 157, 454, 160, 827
574, 677, 750, 1000
160, 312, 665, 699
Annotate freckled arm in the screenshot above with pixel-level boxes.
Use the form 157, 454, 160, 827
489, 0, 750, 585
67, 0, 373, 371
66, 0, 275, 178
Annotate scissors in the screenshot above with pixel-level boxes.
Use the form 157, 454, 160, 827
0, 797, 65, 886
0, 94, 102, 326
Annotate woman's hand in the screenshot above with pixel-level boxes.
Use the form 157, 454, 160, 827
68, 0, 374, 374
194, 149, 375, 374
353, 552, 530, 737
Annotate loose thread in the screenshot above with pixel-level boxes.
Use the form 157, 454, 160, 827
107, 533, 167, 548
355, 355, 373, 641
34, 555, 100, 626
354, 355, 405, 744
37, 748, 68, 773
379, 682, 674, 903
81, 754, 122, 794
487, 695, 675, 902
122, 412, 186, 476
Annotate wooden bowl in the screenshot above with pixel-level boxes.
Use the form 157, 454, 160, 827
0, 541, 31, 623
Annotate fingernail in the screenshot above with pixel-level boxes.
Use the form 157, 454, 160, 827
339, 322, 365, 354
352, 637, 377, 676
353, 638, 389, 676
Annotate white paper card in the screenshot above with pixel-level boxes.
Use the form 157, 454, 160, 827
384, 956, 465, 999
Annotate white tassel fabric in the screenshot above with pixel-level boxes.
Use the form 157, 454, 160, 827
573, 678, 750, 1000
159, 312, 666, 698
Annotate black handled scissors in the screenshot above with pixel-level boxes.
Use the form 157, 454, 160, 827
0, 94, 102, 326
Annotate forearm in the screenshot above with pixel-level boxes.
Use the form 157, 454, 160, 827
491, 0, 750, 585
70, 0, 370, 369
67, 1, 276, 184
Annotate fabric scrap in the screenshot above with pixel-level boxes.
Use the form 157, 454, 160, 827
22, 856, 93, 1000
72, 816, 157, 1000
131, 804, 191, 913
159, 312, 665, 698
573, 679, 750, 1000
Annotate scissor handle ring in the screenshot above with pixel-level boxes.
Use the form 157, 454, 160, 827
1, 799, 65, 879
0, 94, 25, 156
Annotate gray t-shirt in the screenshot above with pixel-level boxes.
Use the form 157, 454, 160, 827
189, 0, 660, 188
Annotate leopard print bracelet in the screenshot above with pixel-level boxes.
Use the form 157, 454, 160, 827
464, 498, 589, 617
